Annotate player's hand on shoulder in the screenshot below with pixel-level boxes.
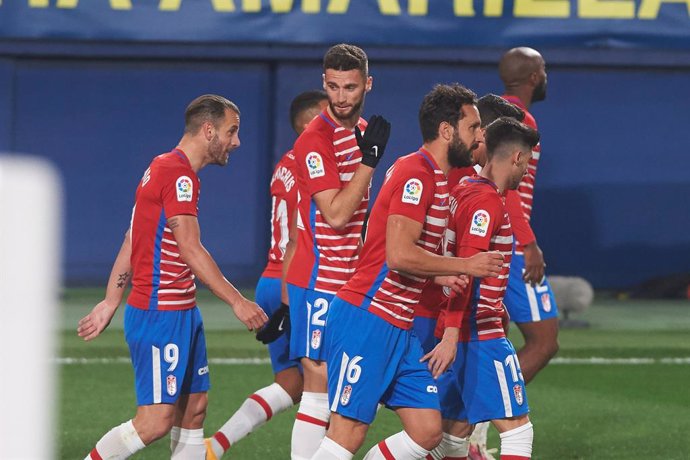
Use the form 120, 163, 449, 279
464, 251, 504, 278
255, 302, 290, 344
233, 297, 269, 331
77, 300, 118, 341
356, 115, 391, 169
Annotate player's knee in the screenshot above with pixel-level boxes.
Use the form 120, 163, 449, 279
412, 423, 443, 451
138, 415, 175, 442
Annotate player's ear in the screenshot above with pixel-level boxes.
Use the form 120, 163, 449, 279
440, 121, 453, 142
322, 74, 327, 91
365, 75, 373, 93
512, 149, 523, 166
203, 121, 214, 141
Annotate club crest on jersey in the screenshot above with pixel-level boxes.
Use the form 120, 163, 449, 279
306, 152, 325, 179
402, 178, 423, 205
311, 329, 322, 349
469, 210, 490, 237
513, 384, 524, 406
541, 293, 552, 312
340, 384, 352, 406
176, 176, 193, 202
167, 375, 177, 396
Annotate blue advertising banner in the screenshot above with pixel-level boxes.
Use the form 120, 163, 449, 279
0, 0, 689, 49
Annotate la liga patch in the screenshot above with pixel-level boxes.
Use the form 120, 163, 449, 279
306, 152, 325, 179
469, 209, 490, 237
402, 178, 423, 205
176, 176, 193, 202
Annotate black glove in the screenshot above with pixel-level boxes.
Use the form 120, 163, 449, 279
355, 115, 391, 168
255, 302, 290, 344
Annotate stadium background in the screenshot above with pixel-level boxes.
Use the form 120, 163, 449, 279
1, 0, 689, 291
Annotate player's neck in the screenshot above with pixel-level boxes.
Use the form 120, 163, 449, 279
421, 142, 451, 175
176, 138, 204, 172
504, 88, 532, 110
480, 163, 508, 194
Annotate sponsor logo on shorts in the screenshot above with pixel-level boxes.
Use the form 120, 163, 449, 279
469, 209, 490, 237
402, 178, 423, 205
541, 293, 552, 312
176, 175, 193, 202
306, 152, 325, 179
426, 385, 438, 393
167, 375, 177, 396
197, 366, 209, 376
311, 329, 322, 349
513, 384, 524, 405
340, 384, 352, 406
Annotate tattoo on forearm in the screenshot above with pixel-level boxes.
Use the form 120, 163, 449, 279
116, 272, 131, 289
168, 217, 180, 230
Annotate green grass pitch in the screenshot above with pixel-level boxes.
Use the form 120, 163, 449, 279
59, 289, 690, 459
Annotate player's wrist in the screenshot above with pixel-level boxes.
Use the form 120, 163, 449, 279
442, 327, 460, 343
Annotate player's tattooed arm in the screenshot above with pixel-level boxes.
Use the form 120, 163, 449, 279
168, 216, 180, 230
116, 271, 131, 289
78, 231, 132, 341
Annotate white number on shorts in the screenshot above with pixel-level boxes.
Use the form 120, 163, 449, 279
163, 343, 179, 372
504, 353, 524, 383
345, 354, 363, 384
309, 298, 329, 327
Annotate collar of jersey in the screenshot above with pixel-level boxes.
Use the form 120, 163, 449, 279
171, 148, 192, 168
416, 147, 442, 173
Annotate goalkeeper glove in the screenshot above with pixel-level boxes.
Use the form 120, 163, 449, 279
356, 114, 391, 168
255, 302, 290, 344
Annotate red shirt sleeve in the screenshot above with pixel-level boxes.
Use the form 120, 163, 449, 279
505, 190, 535, 247
441, 245, 478, 330
161, 168, 199, 218
387, 166, 435, 225
458, 194, 504, 252
294, 131, 342, 197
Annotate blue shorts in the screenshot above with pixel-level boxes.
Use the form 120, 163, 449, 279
288, 284, 333, 361
412, 315, 439, 355
326, 298, 440, 424
505, 252, 559, 323
124, 305, 210, 406
438, 337, 529, 424
255, 276, 299, 373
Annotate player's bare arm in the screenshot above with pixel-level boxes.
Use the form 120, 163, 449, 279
522, 241, 545, 285
280, 207, 299, 305
168, 214, 268, 331
421, 326, 460, 378
77, 231, 132, 341
385, 214, 503, 278
311, 167, 373, 230
311, 114, 390, 230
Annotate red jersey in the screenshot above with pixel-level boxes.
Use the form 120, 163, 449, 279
127, 149, 199, 311
261, 150, 298, 279
502, 95, 540, 252
438, 175, 513, 341
337, 149, 449, 330
286, 110, 368, 294
415, 164, 477, 319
